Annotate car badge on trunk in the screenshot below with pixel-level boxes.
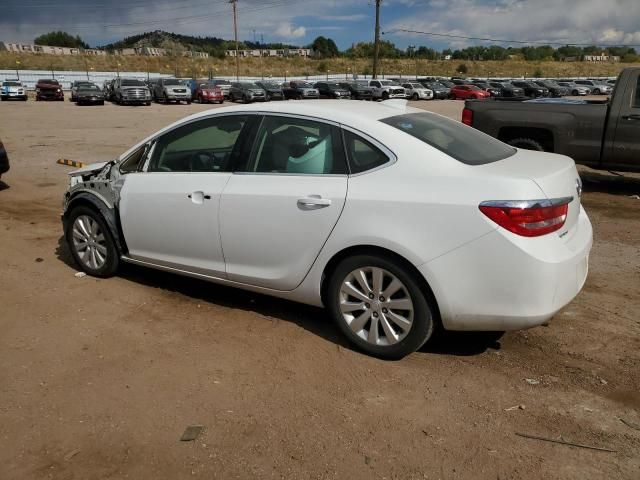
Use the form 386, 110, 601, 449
576, 178, 583, 198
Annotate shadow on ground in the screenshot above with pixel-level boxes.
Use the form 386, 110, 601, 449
56, 235, 501, 359
580, 168, 640, 196
0, 180, 10, 191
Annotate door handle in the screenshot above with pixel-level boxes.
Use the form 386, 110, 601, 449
188, 191, 211, 204
297, 195, 331, 209
622, 114, 640, 121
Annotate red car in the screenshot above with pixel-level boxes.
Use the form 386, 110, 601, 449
35, 79, 64, 101
449, 85, 490, 100
195, 82, 224, 104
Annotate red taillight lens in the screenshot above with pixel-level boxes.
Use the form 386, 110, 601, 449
462, 108, 473, 125
479, 199, 571, 237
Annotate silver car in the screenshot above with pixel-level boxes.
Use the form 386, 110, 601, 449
557, 82, 591, 96
573, 80, 613, 95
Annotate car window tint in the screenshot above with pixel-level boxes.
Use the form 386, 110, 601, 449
148, 116, 247, 173
343, 131, 390, 174
634, 77, 640, 108
247, 116, 347, 175
381, 112, 516, 166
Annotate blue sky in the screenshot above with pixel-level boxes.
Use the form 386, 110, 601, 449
2, 0, 640, 50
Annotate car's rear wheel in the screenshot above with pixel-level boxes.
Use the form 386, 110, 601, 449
327, 254, 435, 359
507, 137, 545, 151
66, 206, 119, 278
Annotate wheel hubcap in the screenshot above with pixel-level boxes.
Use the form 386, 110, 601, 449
339, 267, 414, 346
72, 215, 107, 270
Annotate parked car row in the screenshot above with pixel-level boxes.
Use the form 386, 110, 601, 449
2, 75, 613, 107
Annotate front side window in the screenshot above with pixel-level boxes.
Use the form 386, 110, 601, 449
381, 112, 516, 166
148, 115, 247, 172
245, 116, 347, 175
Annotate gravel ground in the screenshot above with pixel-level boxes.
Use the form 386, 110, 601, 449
0, 98, 639, 480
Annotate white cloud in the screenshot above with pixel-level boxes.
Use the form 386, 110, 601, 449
274, 22, 306, 39
386, 0, 640, 48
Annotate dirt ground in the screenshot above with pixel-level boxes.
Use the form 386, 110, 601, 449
1, 98, 639, 480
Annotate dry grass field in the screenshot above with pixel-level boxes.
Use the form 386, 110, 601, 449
1, 51, 638, 78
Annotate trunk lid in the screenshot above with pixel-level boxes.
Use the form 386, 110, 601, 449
479, 149, 582, 238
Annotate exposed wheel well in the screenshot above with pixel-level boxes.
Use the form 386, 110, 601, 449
498, 127, 554, 152
65, 194, 127, 255
320, 245, 441, 326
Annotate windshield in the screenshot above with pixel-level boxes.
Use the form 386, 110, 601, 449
39, 79, 59, 85
162, 79, 183, 86
327, 83, 343, 89
295, 82, 313, 88
260, 82, 280, 89
380, 112, 516, 166
3, 81, 21, 86
409, 83, 423, 88
241, 83, 259, 88
199, 83, 217, 89
79, 85, 101, 91
122, 79, 145, 86
379, 80, 393, 86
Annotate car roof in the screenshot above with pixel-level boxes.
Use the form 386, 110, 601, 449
117, 100, 426, 161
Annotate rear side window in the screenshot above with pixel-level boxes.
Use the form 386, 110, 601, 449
381, 112, 516, 166
343, 131, 390, 173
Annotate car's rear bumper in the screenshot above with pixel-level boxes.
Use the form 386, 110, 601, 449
420, 206, 592, 331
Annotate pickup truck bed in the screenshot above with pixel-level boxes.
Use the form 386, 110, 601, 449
463, 67, 640, 173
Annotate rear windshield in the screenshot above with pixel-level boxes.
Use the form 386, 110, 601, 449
380, 112, 516, 166
122, 79, 145, 86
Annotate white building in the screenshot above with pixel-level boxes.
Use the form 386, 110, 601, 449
226, 48, 311, 58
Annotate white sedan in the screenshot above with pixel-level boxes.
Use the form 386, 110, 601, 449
62, 100, 592, 358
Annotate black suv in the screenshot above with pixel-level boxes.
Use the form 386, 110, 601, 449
488, 81, 525, 97
255, 81, 285, 101
314, 82, 351, 99
510, 80, 549, 98
533, 80, 569, 97
339, 81, 373, 100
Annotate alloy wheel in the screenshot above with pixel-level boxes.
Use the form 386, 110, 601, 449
71, 215, 108, 270
339, 267, 414, 346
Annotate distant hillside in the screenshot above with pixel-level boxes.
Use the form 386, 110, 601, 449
99, 30, 301, 58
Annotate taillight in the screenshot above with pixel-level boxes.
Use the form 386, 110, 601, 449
479, 197, 572, 237
462, 108, 473, 126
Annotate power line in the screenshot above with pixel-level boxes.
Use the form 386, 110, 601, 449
383, 28, 640, 48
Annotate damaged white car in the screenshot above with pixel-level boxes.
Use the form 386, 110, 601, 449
63, 100, 592, 358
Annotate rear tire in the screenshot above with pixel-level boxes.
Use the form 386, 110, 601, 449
327, 254, 435, 359
507, 137, 545, 151
65, 206, 119, 278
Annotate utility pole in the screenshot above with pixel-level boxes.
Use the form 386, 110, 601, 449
372, 0, 381, 79
230, 0, 240, 81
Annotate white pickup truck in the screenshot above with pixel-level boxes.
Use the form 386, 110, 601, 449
361, 79, 406, 100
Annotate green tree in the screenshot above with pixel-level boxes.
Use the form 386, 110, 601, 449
311, 36, 340, 58
34, 31, 89, 49
456, 63, 468, 74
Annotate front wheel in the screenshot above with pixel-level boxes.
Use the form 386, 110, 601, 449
327, 254, 435, 359
65, 206, 119, 278
412, 93, 419, 100
592, 89, 600, 95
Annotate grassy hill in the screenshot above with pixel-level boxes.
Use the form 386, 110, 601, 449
1, 50, 636, 79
